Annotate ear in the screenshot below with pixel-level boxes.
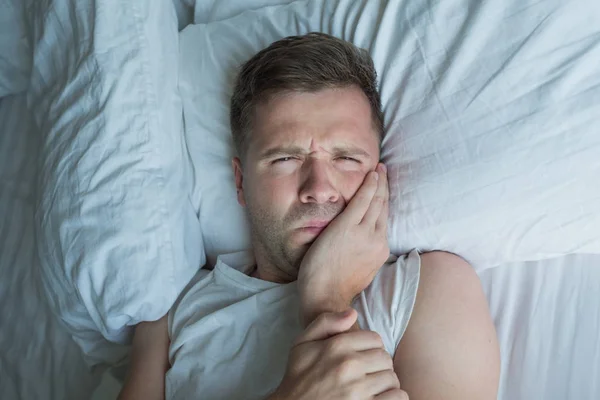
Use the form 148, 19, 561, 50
232, 157, 247, 207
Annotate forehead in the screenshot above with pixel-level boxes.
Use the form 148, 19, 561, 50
248, 86, 380, 155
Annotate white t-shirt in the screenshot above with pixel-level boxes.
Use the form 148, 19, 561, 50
167, 250, 421, 400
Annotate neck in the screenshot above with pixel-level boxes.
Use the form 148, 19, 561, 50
250, 241, 296, 284
251, 266, 290, 283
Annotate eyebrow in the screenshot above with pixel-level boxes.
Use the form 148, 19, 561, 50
330, 145, 372, 159
259, 145, 308, 160
259, 144, 372, 160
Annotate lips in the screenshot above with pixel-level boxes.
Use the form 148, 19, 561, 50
301, 220, 331, 229
299, 226, 325, 234
296, 220, 331, 236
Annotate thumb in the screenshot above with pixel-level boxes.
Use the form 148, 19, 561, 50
296, 309, 357, 345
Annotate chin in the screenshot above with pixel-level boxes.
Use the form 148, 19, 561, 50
285, 242, 311, 268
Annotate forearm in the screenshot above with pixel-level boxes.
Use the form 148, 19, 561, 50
117, 363, 167, 400
118, 318, 170, 400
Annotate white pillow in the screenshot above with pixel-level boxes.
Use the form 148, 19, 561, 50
179, 0, 600, 270
31, 0, 204, 366
192, 0, 299, 24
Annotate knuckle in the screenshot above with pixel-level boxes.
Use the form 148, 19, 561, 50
385, 370, 401, 387
325, 336, 345, 355
367, 331, 385, 347
376, 348, 394, 367
386, 357, 395, 370
372, 195, 384, 205
316, 312, 331, 324
288, 361, 303, 376
388, 388, 409, 399
336, 356, 359, 379
293, 348, 316, 372
378, 243, 390, 258
312, 312, 334, 331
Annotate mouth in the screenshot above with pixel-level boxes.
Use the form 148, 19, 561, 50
296, 220, 331, 236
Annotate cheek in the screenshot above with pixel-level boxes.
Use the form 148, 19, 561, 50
249, 175, 296, 215
340, 172, 368, 202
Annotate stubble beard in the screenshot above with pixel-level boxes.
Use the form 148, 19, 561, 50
245, 199, 344, 282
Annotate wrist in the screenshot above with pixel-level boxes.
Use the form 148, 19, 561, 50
300, 292, 354, 327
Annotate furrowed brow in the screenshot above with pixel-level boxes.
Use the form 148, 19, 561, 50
259, 145, 308, 160
331, 145, 372, 159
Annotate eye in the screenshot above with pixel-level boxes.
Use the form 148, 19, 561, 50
272, 157, 296, 164
336, 156, 360, 163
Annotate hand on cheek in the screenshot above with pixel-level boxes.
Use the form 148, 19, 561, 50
297, 163, 390, 326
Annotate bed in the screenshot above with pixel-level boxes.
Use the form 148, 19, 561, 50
1, 0, 599, 399
0, 94, 103, 398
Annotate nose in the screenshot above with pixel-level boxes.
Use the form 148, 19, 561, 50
299, 160, 340, 204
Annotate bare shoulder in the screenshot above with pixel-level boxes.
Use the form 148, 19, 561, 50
418, 250, 480, 292
419, 250, 472, 269
410, 250, 487, 334
394, 250, 500, 399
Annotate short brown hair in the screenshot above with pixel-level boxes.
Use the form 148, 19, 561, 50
230, 32, 384, 160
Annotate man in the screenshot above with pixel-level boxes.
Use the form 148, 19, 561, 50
119, 33, 500, 400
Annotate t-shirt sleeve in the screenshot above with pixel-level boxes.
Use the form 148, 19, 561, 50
354, 250, 421, 356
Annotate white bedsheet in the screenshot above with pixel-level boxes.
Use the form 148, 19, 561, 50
479, 254, 600, 399
0, 94, 103, 399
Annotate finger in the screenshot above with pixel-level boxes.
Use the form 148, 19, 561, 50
375, 164, 389, 233
339, 170, 379, 225
361, 163, 387, 227
353, 348, 395, 375
375, 388, 410, 400
325, 329, 386, 353
296, 309, 358, 345
362, 370, 401, 397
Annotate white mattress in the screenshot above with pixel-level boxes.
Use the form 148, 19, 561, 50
480, 255, 600, 399
1, 94, 600, 400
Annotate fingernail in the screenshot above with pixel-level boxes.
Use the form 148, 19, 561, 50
380, 164, 387, 173
373, 171, 379, 181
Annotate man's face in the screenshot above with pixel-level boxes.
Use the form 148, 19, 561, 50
233, 86, 380, 280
